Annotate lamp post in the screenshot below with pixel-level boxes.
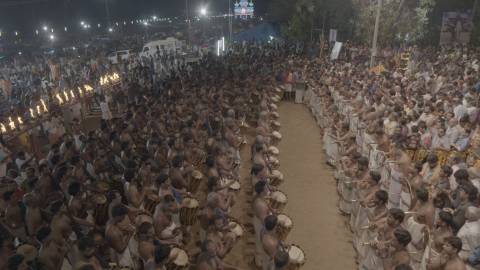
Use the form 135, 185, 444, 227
186, 0, 191, 45
105, 0, 111, 28
199, 6, 208, 40
143, 21, 149, 39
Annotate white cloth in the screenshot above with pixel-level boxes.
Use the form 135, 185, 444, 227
405, 217, 426, 269
458, 221, 480, 260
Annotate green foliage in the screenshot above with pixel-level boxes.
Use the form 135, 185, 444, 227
269, 0, 479, 46
272, 0, 356, 42
267, 0, 299, 23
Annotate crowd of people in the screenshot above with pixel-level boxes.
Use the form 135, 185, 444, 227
4, 17, 480, 270
302, 45, 480, 270
0, 39, 308, 270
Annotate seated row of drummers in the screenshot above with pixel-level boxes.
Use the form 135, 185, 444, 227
250, 99, 306, 270
0, 50, 290, 269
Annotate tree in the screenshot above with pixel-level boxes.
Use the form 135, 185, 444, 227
276, 0, 356, 42
266, 0, 298, 23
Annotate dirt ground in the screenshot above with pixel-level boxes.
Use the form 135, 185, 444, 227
276, 102, 356, 270
222, 102, 356, 270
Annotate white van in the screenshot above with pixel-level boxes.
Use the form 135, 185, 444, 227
140, 37, 183, 58
107, 50, 133, 64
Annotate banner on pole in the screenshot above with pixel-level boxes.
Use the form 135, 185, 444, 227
330, 42, 343, 60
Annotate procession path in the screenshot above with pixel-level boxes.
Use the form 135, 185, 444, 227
278, 102, 356, 270
223, 134, 255, 269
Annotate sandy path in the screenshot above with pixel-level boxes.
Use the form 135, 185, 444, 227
277, 102, 356, 270
223, 134, 255, 269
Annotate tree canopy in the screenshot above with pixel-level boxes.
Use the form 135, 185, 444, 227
266, 0, 479, 46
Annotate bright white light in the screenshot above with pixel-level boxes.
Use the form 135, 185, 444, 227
14, 31, 18, 36
200, 7, 207, 16
18, 51, 22, 55
49, 35, 54, 40
152, 16, 157, 20
222, 37, 225, 51
80, 21, 85, 25
108, 28, 113, 32
72, 46, 76, 50
51, 28, 54, 33
143, 21, 148, 26
64, 27, 68, 32
98, 23, 101, 28
0, 31, 2, 37
83, 24, 88, 29
35, 30, 39, 35
217, 40, 221, 56
269, 35, 274, 40
123, 21, 126, 25
115, 22, 119, 26
42, 26, 48, 31
131, 21, 134, 24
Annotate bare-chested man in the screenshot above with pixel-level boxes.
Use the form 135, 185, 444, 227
383, 228, 412, 270
74, 236, 103, 270
261, 215, 281, 270
253, 181, 273, 267
105, 204, 135, 268
427, 236, 467, 270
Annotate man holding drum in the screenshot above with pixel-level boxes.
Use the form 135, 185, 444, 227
261, 215, 281, 270
254, 181, 274, 268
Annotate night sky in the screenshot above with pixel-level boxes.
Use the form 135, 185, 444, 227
0, 0, 268, 33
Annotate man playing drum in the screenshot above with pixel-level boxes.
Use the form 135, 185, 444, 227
254, 181, 274, 268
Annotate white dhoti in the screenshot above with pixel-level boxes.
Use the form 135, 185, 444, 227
254, 216, 264, 266
360, 246, 384, 270
405, 217, 426, 270
399, 190, 412, 212
420, 243, 440, 270
339, 177, 353, 214
116, 238, 136, 268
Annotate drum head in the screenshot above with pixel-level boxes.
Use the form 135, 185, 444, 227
183, 198, 199, 208
272, 170, 283, 180
278, 214, 292, 227
192, 170, 203, 179
269, 146, 280, 155
230, 181, 241, 190
229, 222, 243, 237
170, 248, 189, 266
272, 191, 287, 203
288, 245, 305, 264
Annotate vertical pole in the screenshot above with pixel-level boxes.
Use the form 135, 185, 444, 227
186, 0, 191, 46
370, 0, 382, 68
473, 0, 478, 17
105, 0, 111, 28
229, 0, 233, 42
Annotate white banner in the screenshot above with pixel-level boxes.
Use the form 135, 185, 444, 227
330, 42, 343, 60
